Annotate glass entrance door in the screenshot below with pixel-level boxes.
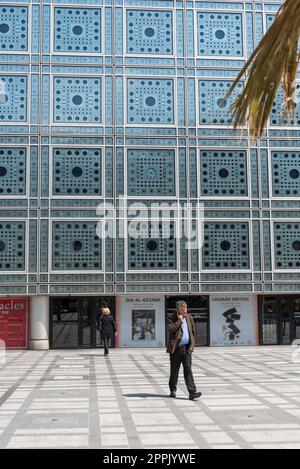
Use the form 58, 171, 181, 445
50, 298, 79, 348
279, 297, 292, 345
79, 297, 97, 348
260, 296, 300, 345
260, 297, 278, 345
293, 298, 300, 341
50, 297, 115, 349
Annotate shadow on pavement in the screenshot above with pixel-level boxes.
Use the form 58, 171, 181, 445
123, 393, 188, 400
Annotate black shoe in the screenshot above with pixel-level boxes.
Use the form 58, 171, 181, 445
169, 391, 176, 398
104, 353, 109, 356
189, 392, 202, 400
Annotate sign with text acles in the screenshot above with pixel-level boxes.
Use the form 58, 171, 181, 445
0, 298, 28, 349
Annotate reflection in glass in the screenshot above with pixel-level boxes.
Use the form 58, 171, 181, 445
281, 299, 291, 345
52, 299, 79, 348
261, 298, 277, 345
293, 298, 300, 341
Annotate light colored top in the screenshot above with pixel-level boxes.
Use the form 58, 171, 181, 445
180, 317, 190, 346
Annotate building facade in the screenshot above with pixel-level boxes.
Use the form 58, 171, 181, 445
0, 0, 300, 350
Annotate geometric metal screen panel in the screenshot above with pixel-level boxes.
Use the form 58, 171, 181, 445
52, 222, 102, 270
127, 78, 174, 124
199, 80, 243, 125
0, 222, 25, 271
271, 85, 300, 126
200, 150, 247, 196
0, 76, 27, 122
52, 148, 102, 196
272, 152, 300, 197
0, 148, 26, 195
128, 221, 177, 270
54, 8, 101, 53
127, 149, 175, 196
203, 222, 250, 269
274, 223, 300, 269
0, 6, 28, 51
53, 77, 101, 123
127, 9, 173, 54
197, 12, 243, 56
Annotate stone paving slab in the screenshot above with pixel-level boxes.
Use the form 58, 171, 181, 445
0, 346, 300, 449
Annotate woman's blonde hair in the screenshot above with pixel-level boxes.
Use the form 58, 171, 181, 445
101, 307, 110, 316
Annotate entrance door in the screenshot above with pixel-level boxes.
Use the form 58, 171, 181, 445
50, 298, 79, 348
50, 297, 115, 349
279, 297, 292, 345
260, 296, 300, 345
165, 296, 209, 346
259, 297, 278, 345
79, 297, 98, 348
293, 298, 300, 341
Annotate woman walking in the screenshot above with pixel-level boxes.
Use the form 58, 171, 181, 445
99, 307, 117, 356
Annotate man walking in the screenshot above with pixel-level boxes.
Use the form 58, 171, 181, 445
167, 300, 202, 400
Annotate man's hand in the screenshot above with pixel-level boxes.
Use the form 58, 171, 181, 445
177, 314, 183, 321
115, 332, 118, 336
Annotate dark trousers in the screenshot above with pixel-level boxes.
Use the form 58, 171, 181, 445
102, 335, 111, 355
169, 345, 196, 395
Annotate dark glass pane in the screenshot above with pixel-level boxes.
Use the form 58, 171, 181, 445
261, 297, 277, 345
280, 298, 291, 345
52, 299, 79, 348
293, 298, 300, 341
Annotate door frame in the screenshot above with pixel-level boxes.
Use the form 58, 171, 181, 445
259, 295, 300, 345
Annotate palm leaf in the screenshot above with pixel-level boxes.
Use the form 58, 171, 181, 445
225, 0, 300, 138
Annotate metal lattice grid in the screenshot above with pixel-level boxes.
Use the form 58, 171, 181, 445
271, 84, 300, 126
274, 223, 300, 269
0, 75, 27, 122
52, 148, 102, 196
53, 77, 101, 124
126, 9, 173, 55
197, 12, 243, 57
266, 14, 275, 29
0, 221, 25, 271
0, 5, 28, 51
128, 220, 177, 270
203, 222, 250, 269
272, 151, 300, 197
127, 78, 174, 124
200, 150, 248, 196
52, 221, 103, 271
127, 149, 176, 196
199, 80, 243, 125
0, 147, 26, 195
53, 7, 101, 53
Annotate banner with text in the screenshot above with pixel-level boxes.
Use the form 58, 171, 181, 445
210, 295, 258, 346
117, 296, 165, 347
0, 298, 28, 349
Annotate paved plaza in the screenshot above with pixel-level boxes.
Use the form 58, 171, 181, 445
1, 346, 300, 449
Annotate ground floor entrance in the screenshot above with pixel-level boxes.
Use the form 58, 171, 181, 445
259, 296, 300, 345
28, 293, 300, 350
50, 297, 115, 349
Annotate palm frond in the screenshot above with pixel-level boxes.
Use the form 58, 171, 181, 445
225, 0, 300, 138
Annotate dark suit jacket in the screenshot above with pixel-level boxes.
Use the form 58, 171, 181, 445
166, 313, 196, 354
